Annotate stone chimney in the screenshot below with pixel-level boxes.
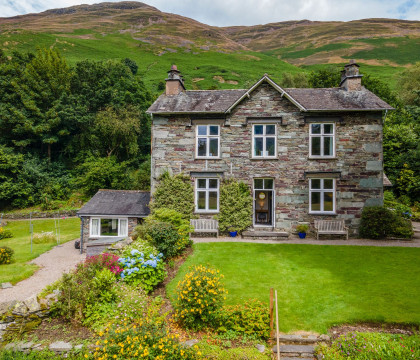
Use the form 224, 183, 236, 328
165, 65, 185, 95
340, 60, 363, 91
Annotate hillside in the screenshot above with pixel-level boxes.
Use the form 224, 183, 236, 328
1, 1, 419, 91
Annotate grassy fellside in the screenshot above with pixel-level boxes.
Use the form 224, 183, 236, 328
0, 218, 80, 284
167, 242, 420, 333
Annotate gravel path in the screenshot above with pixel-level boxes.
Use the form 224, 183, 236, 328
0, 240, 85, 303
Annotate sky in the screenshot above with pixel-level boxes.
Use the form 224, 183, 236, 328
1, 0, 420, 26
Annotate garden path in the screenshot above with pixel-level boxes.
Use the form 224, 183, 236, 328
0, 240, 84, 303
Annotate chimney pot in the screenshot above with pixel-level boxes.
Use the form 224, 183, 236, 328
165, 64, 185, 95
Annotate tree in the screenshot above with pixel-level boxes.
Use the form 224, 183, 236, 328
396, 62, 420, 105
281, 72, 309, 88
308, 66, 341, 88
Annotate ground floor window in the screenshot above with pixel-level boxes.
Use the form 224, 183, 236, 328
90, 218, 128, 237
195, 178, 219, 212
309, 178, 335, 213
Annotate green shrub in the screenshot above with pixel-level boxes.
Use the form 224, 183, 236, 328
32, 231, 57, 244
118, 250, 166, 293
151, 172, 194, 220
121, 239, 158, 257
359, 206, 413, 239
0, 246, 14, 265
137, 220, 186, 258
215, 299, 270, 339
296, 224, 309, 233
175, 265, 227, 330
216, 179, 252, 233
0, 227, 13, 240
317, 331, 420, 359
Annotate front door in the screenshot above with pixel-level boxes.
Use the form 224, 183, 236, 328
254, 178, 274, 227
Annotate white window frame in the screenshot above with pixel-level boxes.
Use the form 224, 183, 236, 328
196, 125, 220, 159
252, 124, 277, 159
309, 178, 336, 214
309, 123, 335, 158
90, 217, 129, 237
195, 178, 219, 213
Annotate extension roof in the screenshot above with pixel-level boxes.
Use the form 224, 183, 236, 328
147, 75, 393, 115
77, 190, 150, 217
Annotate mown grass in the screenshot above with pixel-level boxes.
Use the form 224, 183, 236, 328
167, 243, 420, 333
0, 218, 80, 284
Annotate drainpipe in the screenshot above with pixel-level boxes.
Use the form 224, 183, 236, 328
80, 216, 84, 254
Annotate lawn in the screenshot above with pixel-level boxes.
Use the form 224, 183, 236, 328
0, 218, 80, 284
167, 243, 420, 333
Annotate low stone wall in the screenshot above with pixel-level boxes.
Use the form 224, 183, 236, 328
0, 291, 59, 344
2, 211, 78, 220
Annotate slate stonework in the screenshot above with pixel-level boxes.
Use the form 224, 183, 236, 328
151, 83, 384, 235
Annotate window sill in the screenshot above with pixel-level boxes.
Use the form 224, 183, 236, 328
309, 212, 337, 216
195, 210, 219, 214
195, 157, 222, 160
250, 157, 278, 160
308, 156, 337, 160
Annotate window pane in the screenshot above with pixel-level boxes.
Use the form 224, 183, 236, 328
209, 179, 218, 188
197, 179, 206, 188
311, 192, 321, 211
254, 179, 263, 189
101, 219, 118, 236
311, 137, 321, 156
209, 138, 219, 157
254, 125, 263, 135
197, 138, 207, 156
324, 192, 334, 211
266, 137, 275, 156
119, 219, 128, 237
324, 136, 333, 156
323, 124, 333, 134
254, 137, 263, 156
324, 179, 333, 189
197, 191, 206, 209
208, 192, 218, 210
264, 179, 274, 189
91, 219, 99, 236
266, 125, 275, 135
311, 179, 321, 189
197, 125, 207, 135
311, 124, 321, 134
209, 125, 219, 135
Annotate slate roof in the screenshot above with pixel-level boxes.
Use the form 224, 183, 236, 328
284, 88, 394, 112
147, 76, 393, 114
77, 190, 150, 217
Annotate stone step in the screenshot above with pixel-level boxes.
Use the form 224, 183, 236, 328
280, 358, 314, 360
277, 334, 319, 344
272, 344, 315, 355
242, 231, 289, 239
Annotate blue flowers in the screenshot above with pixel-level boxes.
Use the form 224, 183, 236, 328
118, 252, 164, 279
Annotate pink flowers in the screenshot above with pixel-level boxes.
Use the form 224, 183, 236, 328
84, 253, 124, 276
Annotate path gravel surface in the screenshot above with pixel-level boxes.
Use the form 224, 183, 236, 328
0, 240, 85, 303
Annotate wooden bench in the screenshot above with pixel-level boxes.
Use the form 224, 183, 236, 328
190, 219, 219, 237
314, 220, 349, 240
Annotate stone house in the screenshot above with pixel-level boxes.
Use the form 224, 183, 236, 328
147, 62, 393, 236
77, 190, 150, 254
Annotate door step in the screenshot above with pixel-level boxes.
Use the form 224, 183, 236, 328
242, 231, 289, 240
272, 344, 315, 358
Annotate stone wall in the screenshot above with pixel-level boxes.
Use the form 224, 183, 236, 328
81, 217, 139, 252
3, 211, 78, 220
151, 83, 383, 235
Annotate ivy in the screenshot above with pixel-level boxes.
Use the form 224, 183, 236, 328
216, 178, 253, 233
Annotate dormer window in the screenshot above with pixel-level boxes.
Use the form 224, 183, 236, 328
196, 125, 220, 158
309, 123, 335, 158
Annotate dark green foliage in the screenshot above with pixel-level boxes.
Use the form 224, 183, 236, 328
74, 156, 134, 197
138, 220, 182, 258
281, 72, 309, 87
151, 172, 195, 220
359, 206, 413, 239
308, 66, 341, 88
0, 246, 14, 264
216, 179, 253, 233
122, 57, 138, 75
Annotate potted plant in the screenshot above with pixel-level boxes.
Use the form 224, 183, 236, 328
228, 226, 238, 237
296, 224, 309, 239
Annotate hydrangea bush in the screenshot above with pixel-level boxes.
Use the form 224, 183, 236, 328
118, 250, 166, 293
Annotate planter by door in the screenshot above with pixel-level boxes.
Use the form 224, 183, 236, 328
229, 231, 238, 237
298, 232, 307, 239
